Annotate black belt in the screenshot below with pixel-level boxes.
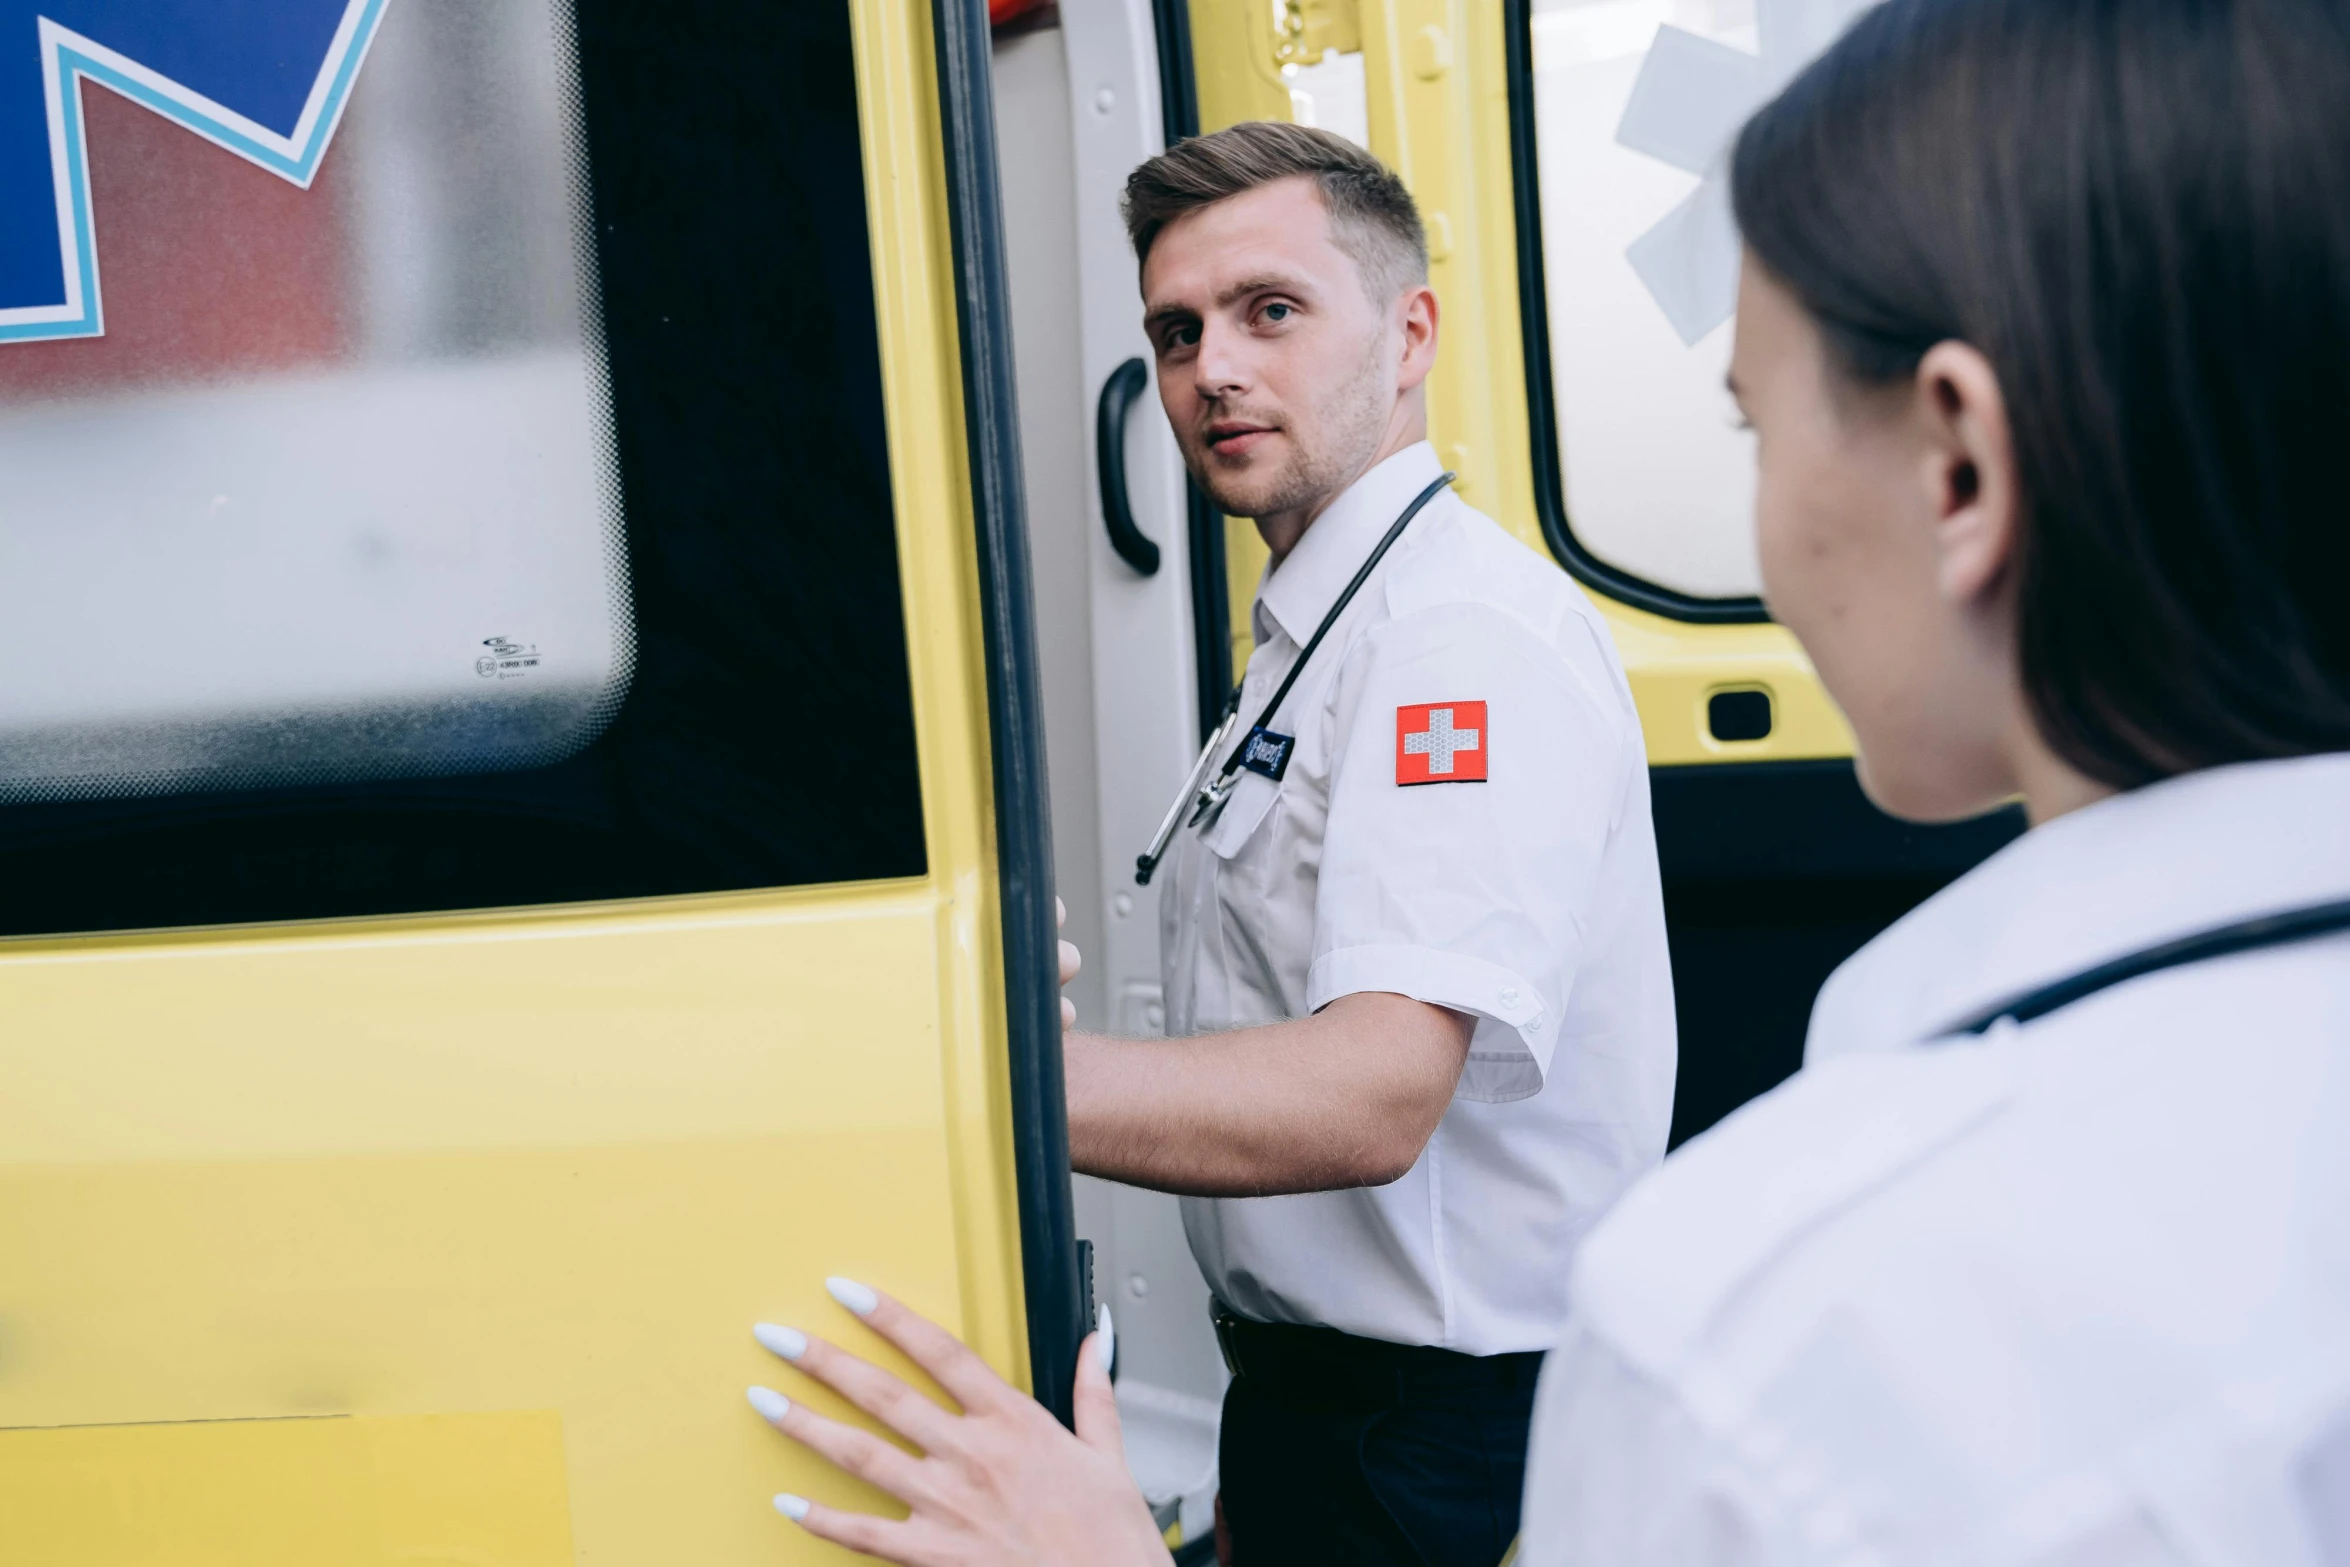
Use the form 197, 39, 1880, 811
1212, 1307, 1544, 1410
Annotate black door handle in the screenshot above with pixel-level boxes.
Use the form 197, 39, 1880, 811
1096, 356, 1161, 576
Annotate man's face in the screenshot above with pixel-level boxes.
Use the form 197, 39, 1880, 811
1141, 176, 1414, 520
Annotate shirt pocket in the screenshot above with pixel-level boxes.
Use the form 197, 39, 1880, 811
1203, 769, 1281, 861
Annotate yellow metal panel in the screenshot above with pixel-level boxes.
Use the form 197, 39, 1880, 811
0, 886, 948, 1167
1357, 0, 1521, 522
0, 1411, 572, 1567
0, 4, 1033, 1565
1605, 606, 1856, 765
1181, 0, 1855, 765
848, 0, 1034, 1400
0, 1116, 961, 1561
1224, 512, 1269, 678
1188, 0, 1294, 131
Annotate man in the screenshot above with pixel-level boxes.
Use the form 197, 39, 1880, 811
1060, 123, 1676, 1564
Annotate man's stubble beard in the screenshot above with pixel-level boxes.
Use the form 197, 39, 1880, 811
1187, 332, 1395, 524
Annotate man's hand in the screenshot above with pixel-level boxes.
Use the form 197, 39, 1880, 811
1058, 897, 1080, 1032
749, 1279, 1170, 1567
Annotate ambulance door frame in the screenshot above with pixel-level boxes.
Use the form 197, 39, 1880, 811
1148, 0, 1234, 738
1055, 0, 1205, 1050
1055, 2, 1234, 1533
933, 0, 1087, 1424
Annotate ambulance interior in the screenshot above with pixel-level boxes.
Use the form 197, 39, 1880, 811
991, 0, 2018, 1541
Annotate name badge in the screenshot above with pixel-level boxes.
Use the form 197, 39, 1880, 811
1237, 726, 1295, 782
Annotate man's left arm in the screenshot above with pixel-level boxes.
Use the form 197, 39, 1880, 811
1308, 600, 1625, 1105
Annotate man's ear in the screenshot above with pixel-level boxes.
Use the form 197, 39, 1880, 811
1395, 283, 1439, 393
1915, 340, 2017, 607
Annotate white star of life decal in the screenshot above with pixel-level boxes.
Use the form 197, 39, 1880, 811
1614, 0, 1879, 345
1403, 707, 1480, 775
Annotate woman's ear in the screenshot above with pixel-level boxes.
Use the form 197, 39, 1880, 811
1914, 340, 2018, 607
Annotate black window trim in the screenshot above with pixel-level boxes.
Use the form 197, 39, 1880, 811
930, 0, 1088, 1425
1149, 0, 1235, 740
1503, 0, 1771, 625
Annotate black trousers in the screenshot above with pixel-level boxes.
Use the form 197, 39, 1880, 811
1214, 1314, 1541, 1567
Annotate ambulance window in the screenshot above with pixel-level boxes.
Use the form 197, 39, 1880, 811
0, 0, 923, 936
1517, 0, 1868, 611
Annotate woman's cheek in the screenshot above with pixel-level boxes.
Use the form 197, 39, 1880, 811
1756, 474, 1878, 732
1753, 476, 1817, 635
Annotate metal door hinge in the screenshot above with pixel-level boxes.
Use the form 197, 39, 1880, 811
1272, 0, 1360, 69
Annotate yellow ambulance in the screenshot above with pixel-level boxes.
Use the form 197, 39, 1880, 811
0, 0, 2017, 1560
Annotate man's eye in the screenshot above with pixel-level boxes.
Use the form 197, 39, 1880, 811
1169, 325, 1201, 349
1262, 303, 1292, 323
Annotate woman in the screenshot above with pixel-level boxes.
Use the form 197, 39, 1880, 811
742, 0, 2350, 1560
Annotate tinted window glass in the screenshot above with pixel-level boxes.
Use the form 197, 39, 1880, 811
0, 0, 923, 936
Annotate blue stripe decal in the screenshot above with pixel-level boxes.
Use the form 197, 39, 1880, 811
0, 0, 386, 343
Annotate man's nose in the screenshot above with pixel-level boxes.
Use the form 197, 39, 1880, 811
1192, 317, 1252, 401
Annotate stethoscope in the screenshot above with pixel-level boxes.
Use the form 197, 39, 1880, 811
1135, 471, 1456, 887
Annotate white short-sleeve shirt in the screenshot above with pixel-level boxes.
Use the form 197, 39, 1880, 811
1161, 442, 1677, 1356
1518, 752, 2350, 1566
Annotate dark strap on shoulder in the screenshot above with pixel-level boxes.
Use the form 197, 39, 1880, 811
1941, 896, 2350, 1038
1210, 471, 1454, 788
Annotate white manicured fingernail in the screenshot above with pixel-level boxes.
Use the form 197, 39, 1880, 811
774, 1493, 811, 1522
1096, 1303, 1116, 1374
754, 1323, 808, 1361
826, 1276, 879, 1316
747, 1385, 791, 1423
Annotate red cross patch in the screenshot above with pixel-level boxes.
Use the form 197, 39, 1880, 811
1396, 700, 1488, 785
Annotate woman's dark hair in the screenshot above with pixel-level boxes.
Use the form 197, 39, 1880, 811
1733, 0, 2350, 788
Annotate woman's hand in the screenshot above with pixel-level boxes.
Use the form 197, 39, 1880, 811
748, 1278, 1171, 1567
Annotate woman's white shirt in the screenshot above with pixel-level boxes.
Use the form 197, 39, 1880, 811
1519, 752, 2350, 1567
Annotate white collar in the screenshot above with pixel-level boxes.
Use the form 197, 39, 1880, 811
1253, 442, 1445, 648
1810, 751, 2350, 1055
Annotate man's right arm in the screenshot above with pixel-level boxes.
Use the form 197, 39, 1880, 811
1061, 991, 1472, 1197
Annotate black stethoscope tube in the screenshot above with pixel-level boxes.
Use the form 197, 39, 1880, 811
1135, 471, 1455, 886
1937, 895, 2350, 1037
